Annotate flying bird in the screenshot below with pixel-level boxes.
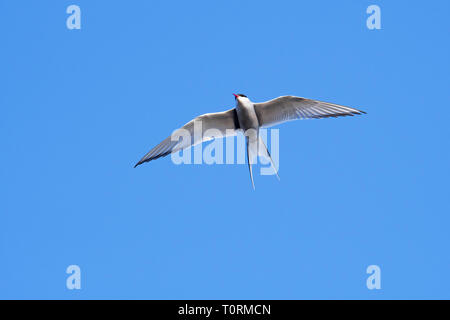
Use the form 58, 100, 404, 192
134, 94, 366, 188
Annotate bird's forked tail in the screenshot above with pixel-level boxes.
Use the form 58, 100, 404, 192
246, 135, 280, 189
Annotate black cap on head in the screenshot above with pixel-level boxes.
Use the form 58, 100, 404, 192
233, 93, 247, 99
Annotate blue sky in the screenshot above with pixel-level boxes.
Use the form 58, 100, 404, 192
1, 0, 449, 299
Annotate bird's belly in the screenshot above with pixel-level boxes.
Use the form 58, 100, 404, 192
236, 104, 259, 131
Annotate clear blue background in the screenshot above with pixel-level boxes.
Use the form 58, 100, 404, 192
1, 0, 449, 299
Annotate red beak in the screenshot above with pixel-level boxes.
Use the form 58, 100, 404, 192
233, 93, 239, 98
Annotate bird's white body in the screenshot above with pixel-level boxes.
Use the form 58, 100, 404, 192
235, 96, 263, 189
235, 96, 259, 131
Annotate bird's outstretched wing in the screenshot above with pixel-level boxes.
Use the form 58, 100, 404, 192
254, 96, 366, 128
134, 108, 240, 167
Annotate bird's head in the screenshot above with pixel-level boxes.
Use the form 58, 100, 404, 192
233, 93, 248, 101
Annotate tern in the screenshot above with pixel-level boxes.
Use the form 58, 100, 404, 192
135, 94, 366, 188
